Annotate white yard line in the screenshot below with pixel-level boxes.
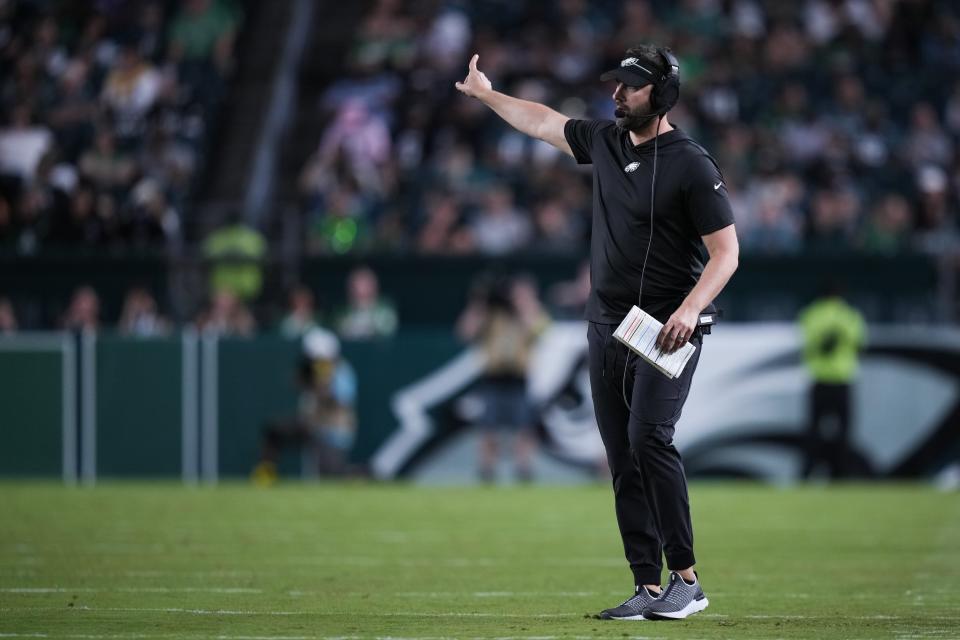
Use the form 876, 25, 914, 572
0, 635, 672, 640
0, 607, 577, 618
1, 588, 261, 594
5, 606, 959, 622
287, 591, 616, 598
279, 557, 626, 568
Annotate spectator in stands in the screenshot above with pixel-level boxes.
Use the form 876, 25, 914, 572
532, 197, 584, 253
279, 285, 322, 338
369, 206, 410, 253
196, 289, 256, 337
806, 187, 861, 252
47, 182, 102, 248
349, 0, 417, 73
456, 273, 548, 482
316, 100, 394, 198
62, 285, 100, 333
136, 2, 169, 64
8, 0, 960, 331
288, 0, 960, 262
741, 186, 803, 254
203, 211, 267, 301
860, 193, 913, 254
904, 102, 953, 171
0, 104, 52, 182
0, 1, 242, 268
100, 43, 163, 140
251, 327, 358, 484
169, 0, 241, 76
416, 190, 473, 254
168, 0, 241, 112
46, 60, 98, 162
118, 286, 170, 337
429, 143, 492, 206
0, 297, 18, 335
127, 178, 180, 250
335, 266, 397, 340
914, 165, 960, 254
11, 186, 49, 255
29, 16, 67, 83
469, 185, 533, 255
139, 127, 196, 203
78, 128, 137, 195
306, 184, 369, 255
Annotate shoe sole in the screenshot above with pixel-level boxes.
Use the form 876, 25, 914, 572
645, 597, 709, 620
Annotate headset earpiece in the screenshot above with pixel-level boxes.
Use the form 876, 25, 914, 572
650, 47, 681, 114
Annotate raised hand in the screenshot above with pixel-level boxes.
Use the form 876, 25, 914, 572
454, 54, 492, 98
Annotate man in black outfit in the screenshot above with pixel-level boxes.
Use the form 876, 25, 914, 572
456, 44, 739, 620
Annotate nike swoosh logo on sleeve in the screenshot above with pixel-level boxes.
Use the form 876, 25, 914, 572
714, 182, 722, 190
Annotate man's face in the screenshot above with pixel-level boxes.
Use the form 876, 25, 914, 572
612, 82, 656, 132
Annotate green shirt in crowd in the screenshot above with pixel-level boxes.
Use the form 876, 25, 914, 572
170, 0, 240, 61
203, 223, 266, 301
798, 296, 867, 384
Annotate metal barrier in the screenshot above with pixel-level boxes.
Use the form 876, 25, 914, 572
0, 332, 300, 484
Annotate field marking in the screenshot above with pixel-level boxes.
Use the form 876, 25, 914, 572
3, 562, 635, 577
3, 632, 960, 640
287, 591, 620, 598
0, 587, 262, 594
5, 605, 960, 625
6, 607, 959, 623
281, 557, 627, 568
7, 605, 960, 624
403, 591, 607, 598
0, 607, 577, 618
0, 635, 673, 640
0, 635, 668, 640
698, 613, 960, 625
0, 636, 416, 640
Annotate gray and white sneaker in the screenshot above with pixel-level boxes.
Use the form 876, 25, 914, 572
642, 571, 709, 620
597, 586, 660, 620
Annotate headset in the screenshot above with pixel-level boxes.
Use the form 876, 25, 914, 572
649, 47, 681, 116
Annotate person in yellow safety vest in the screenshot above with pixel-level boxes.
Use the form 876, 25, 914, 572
203, 211, 267, 302
798, 283, 867, 479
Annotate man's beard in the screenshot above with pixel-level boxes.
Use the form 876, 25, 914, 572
615, 105, 658, 133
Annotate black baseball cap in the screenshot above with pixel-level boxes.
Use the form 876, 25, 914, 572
599, 56, 662, 87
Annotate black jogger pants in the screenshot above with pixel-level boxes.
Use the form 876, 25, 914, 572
587, 321, 702, 587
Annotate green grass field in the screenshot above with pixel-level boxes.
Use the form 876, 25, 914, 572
0, 481, 958, 639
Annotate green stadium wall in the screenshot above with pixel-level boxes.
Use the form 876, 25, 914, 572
0, 331, 462, 480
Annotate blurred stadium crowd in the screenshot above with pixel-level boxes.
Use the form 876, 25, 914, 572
0, 0, 241, 254
1, 0, 958, 331
306, 0, 960, 256
0, 264, 399, 340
